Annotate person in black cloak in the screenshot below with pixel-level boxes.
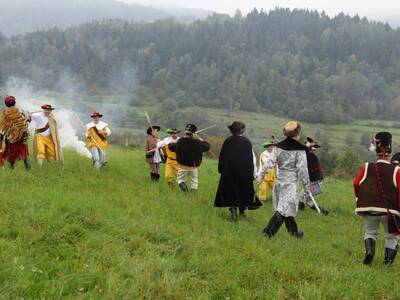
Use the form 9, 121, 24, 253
214, 121, 262, 221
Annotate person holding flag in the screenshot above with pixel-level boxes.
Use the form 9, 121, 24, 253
86, 111, 111, 170
30, 104, 63, 165
157, 128, 181, 186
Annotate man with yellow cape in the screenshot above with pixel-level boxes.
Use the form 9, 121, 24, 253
30, 104, 63, 166
86, 111, 111, 170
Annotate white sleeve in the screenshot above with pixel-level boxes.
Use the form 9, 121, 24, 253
30, 113, 39, 123
105, 127, 111, 137
252, 150, 257, 178
257, 147, 277, 182
157, 137, 170, 148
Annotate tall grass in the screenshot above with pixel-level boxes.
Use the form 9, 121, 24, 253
0, 147, 398, 299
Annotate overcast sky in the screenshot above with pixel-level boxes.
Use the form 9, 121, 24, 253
122, 0, 400, 18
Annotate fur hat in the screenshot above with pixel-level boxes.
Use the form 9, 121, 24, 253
283, 121, 302, 138
228, 121, 246, 135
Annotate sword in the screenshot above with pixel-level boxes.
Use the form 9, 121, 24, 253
308, 191, 321, 214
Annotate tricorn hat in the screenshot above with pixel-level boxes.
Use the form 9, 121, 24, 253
372, 132, 392, 155
185, 124, 197, 134
4, 95, 16, 107
147, 125, 161, 135
91, 111, 103, 118
228, 121, 246, 135
41, 104, 55, 110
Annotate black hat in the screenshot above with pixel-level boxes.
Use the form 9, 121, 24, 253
228, 121, 246, 135
185, 124, 197, 134
373, 132, 392, 155
305, 137, 321, 149
147, 125, 161, 135
391, 152, 400, 165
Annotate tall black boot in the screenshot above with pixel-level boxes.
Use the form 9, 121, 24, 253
262, 212, 284, 238
24, 160, 31, 171
229, 207, 238, 222
285, 217, 304, 239
150, 173, 156, 181
239, 208, 246, 218
384, 245, 398, 265
363, 238, 376, 265
154, 174, 160, 182
179, 182, 189, 193
9, 161, 15, 170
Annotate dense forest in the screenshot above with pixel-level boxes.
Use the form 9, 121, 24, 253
1, 8, 400, 124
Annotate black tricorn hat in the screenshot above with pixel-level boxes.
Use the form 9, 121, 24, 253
373, 132, 392, 155
185, 124, 197, 134
147, 125, 161, 135
228, 121, 246, 135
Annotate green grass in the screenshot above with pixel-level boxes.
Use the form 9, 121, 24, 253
0, 147, 399, 299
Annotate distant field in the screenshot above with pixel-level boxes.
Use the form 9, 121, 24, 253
0, 147, 399, 299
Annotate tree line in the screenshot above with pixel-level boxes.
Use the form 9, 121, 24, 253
1, 8, 400, 124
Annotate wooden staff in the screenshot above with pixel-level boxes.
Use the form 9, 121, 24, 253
72, 111, 105, 155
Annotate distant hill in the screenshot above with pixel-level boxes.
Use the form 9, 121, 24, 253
0, 0, 212, 36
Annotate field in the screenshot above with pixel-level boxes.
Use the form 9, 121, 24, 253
0, 147, 399, 299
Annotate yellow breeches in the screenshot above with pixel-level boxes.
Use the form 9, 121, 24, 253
165, 159, 180, 183
36, 134, 56, 160
259, 180, 275, 201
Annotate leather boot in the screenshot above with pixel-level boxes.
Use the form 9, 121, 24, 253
150, 173, 155, 181
154, 174, 160, 182
24, 160, 31, 171
285, 217, 304, 239
262, 212, 284, 238
363, 238, 376, 265
229, 207, 238, 222
298, 202, 305, 211
384, 245, 398, 265
239, 208, 246, 218
179, 182, 189, 193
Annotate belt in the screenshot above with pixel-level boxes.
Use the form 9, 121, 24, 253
36, 123, 49, 134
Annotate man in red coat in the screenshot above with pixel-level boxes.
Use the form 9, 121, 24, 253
354, 132, 400, 265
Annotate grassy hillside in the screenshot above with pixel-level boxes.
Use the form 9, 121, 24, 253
0, 147, 399, 299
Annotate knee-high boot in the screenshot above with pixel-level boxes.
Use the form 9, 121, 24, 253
284, 217, 304, 238
384, 245, 398, 265
262, 212, 284, 238
363, 238, 376, 265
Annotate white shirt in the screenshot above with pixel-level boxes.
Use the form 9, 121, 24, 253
85, 121, 111, 137
31, 112, 51, 136
157, 136, 179, 148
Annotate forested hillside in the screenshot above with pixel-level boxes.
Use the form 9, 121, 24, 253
1, 8, 400, 124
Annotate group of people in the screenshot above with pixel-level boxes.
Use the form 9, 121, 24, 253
0, 95, 111, 170
146, 118, 400, 266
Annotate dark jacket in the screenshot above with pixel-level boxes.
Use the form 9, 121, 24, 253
214, 135, 261, 208
169, 137, 209, 168
307, 151, 323, 182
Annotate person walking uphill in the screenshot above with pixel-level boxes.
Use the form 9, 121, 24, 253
30, 104, 63, 166
86, 111, 111, 170
169, 124, 210, 193
214, 121, 262, 221
257, 121, 310, 238
354, 132, 400, 266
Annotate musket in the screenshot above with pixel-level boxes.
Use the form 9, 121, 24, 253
195, 124, 217, 134
144, 111, 154, 133
72, 111, 106, 155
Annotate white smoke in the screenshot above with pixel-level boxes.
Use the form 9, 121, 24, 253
2, 78, 91, 158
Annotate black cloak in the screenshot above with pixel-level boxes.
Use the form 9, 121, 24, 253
214, 135, 261, 208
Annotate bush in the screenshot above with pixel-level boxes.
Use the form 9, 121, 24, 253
335, 149, 363, 178
206, 136, 225, 159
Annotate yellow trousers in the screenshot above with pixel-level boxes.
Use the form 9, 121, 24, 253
259, 181, 274, 201
165, 159, 180, 183
36, 134, 56, 160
